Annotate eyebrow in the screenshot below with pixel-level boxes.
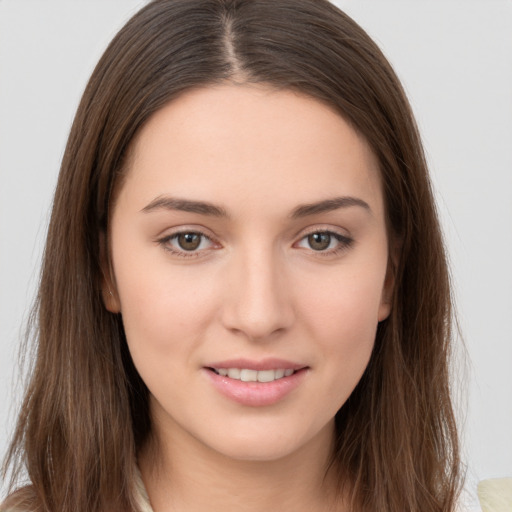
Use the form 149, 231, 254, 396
290, 196, 371, 218
141, 196, 229, 217
141, 195, 371, 218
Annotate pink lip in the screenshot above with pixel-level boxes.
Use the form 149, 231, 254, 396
202, 359, 309, 407
205, 358, 304, 371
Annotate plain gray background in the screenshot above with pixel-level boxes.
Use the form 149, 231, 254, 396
1, 1, 511, 509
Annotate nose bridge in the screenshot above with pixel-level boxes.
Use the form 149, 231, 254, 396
221, 241, 294, 340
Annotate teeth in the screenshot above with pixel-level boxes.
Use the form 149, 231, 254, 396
256, 370, 275, 383
240, 369, 258, 382
213, 368, 296, 382
227, 368, 241, 379
275, 369, 285, 379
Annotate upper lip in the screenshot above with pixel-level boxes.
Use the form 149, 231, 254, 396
205, 358, 307, 371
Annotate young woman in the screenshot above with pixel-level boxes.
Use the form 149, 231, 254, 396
2, 0, 463, 510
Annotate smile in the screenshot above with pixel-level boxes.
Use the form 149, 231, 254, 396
204, 361, 308, 406
210, 368, 295, 382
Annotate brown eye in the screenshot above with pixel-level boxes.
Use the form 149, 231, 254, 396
158, 230, 217, 257
295, 230, 353, 255
177, 232, 202, 251
307, 232, 331, 251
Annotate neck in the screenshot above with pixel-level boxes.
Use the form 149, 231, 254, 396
138, 420, 347, 512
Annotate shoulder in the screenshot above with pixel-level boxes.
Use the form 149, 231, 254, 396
2, 469, 150, 512
1, 486, 38, 512
477, 478, 512, 512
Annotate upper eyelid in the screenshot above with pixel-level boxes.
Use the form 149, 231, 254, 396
295, 230, 353, 246
156, 225, 217, 240
161, 230, 217, 247
294, 224, 352, 240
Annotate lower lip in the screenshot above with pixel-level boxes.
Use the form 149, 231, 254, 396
203, 368, 308, 407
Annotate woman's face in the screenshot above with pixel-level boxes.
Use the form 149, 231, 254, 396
106, 84, 392, 462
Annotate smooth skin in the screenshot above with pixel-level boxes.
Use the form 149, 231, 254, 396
104, 84, 393, 512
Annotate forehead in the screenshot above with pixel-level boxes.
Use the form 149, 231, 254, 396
119, 84, 384, 218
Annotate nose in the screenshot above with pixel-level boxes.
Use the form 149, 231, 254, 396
220, 245, 295, 341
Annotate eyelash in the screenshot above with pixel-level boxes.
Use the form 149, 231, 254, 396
157, 230, 218, 259
157, 229, 353, 258
295, 229, 354, 257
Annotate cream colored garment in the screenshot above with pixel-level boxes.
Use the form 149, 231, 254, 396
2, 472, 154, 512
134, 472, 512, 512
7, 473, 509, 511
134, 468, 154, 512
477, 478, 512, 512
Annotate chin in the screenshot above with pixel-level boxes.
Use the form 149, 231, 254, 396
199, 418, 334, 463
210, 438, 306, 463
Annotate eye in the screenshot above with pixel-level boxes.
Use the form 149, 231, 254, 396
175, 232, 204, 251
295, 230, 353, 254
305, 232, 332, 251
158, 230, 217, 256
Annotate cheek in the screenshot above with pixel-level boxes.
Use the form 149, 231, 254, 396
309, 295, 378, 374
114, 266, 223, 413
296, 266, 384, 385
298, 262, 385, 339
112, 250, 220, 367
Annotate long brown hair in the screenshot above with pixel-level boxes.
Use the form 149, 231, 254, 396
2, 1, 462, 510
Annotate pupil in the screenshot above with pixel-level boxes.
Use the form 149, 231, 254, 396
308, 232, 330, 251
178, 233, 201, 251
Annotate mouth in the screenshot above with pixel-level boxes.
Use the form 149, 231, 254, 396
203, 358, 308, 406
204, 363, 308, 406
208, 367, 297, 383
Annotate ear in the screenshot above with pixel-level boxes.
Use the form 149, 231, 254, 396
378, 237, 401, 322
99, 231, 121, 313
